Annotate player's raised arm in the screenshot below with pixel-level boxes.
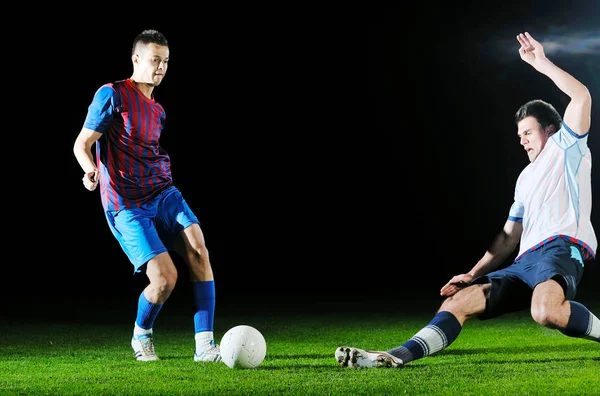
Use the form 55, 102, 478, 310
516, 32, 591, 135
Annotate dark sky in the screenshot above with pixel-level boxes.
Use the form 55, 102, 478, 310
5, 4, 600, 312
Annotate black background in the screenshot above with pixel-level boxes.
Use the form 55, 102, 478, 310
4, 3, 599, 317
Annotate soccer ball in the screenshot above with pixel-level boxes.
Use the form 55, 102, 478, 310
220, 325, 267, 369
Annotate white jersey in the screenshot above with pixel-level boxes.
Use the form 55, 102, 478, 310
508, 123, 597, 260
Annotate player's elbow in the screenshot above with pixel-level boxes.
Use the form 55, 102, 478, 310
572, 84, 592, 108
73, 138, 86, 157
73, 132, 95, 155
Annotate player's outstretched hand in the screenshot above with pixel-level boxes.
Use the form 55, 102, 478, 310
516, 32, 548, 67
440, 273, 474, 297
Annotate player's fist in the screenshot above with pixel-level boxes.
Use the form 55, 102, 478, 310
82, 169, 99, 191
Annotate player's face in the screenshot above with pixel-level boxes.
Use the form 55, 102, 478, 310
517, 116, 549, 163
134, 43, 169, 86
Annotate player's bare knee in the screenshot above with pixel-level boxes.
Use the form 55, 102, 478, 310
162, 266, 179, 288
530, 305, 561, 328
154, 273, 177, 293
167, 272, 178, 290
188, 247, 210, 266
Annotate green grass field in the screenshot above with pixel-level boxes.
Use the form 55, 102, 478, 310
1, 298, 598, 395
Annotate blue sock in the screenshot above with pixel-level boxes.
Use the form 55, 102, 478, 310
193, 280, 216, 333
561, 301, 593, 339
388, 311, 462, 364
135, 292, 163, 330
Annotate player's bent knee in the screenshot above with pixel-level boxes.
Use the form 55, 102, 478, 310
530, 306, 562, 328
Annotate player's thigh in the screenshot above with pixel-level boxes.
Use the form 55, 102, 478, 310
477, 276, 532, 320
107, 209, 168, 272
529, 239, 584, 301
530, 278, 567, 315
155, 188, 200, 251
174, 224, 212, 277
441, 283, 489, 318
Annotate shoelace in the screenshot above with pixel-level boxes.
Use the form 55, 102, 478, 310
137, 335, 156, 356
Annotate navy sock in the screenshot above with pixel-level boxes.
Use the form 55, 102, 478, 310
560, 301, 596, 340
193, 280, 216, 333
135, 292, 163, 330
388, 311, 462, 364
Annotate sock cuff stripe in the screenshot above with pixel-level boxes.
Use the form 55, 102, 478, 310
411, 336, 430, 356
428, 324, 449, 348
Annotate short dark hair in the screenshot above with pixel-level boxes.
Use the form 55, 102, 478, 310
515, 99, 562, 133
132, 29, 168, 55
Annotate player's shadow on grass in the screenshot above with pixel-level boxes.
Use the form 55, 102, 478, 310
438, 343, 599, 356
266, 353, 325, 361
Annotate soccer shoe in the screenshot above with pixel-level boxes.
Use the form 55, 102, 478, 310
131, 333, 159, 361
335, 346, 403, 368
194, 340, 222, 362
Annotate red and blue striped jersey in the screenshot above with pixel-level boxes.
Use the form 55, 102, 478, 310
83, 78, 173, 211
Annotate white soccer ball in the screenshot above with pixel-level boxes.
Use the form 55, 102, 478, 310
220, 325, 267, 369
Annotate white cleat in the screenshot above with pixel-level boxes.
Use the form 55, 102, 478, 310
335, 346, 403, 368
131, 334, 159, 361
194, 340, 222, 362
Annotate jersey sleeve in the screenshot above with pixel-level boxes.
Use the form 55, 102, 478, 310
508, 200, 524, 223
83, 84, 119, 134
552, 123, 590, 150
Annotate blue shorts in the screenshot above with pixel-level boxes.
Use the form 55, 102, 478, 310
105, 186, 199, 273
472, 237, 586, 320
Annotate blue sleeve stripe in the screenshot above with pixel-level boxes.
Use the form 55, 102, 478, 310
563, 122, 590, 138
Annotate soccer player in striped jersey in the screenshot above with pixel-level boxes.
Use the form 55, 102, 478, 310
73, 29, 220, 362
336, 32, 600, 369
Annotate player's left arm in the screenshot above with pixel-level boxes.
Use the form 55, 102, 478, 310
517, 32, 591, 136
440, 219, 523, 297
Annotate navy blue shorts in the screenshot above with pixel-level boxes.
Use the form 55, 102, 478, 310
472, 237, 586, 320
104, 186, 199, 273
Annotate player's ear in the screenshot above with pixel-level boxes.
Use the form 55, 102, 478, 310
546, 124, 556, 136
